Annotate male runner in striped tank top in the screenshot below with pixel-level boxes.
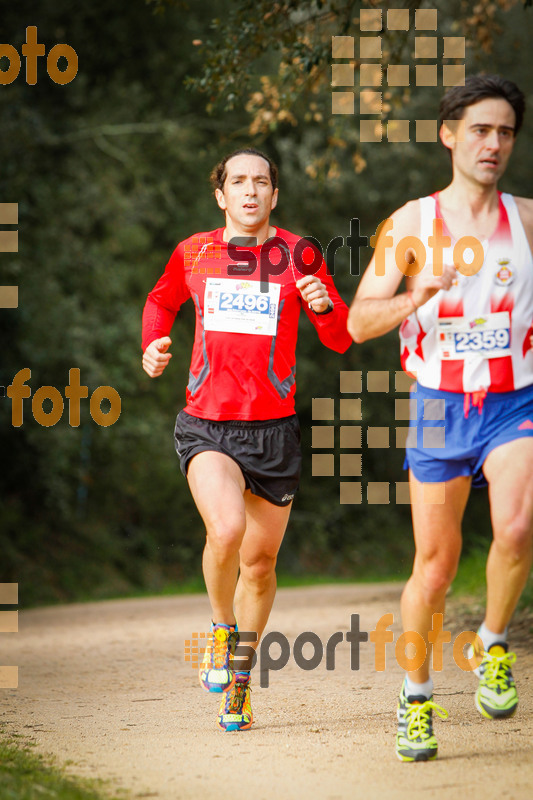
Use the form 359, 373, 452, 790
348, 75, 533, 761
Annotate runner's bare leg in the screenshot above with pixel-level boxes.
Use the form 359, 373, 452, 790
187, 450, 291, 649
187, 451, 248, 625
401, 473, 470, 683
234, 494, 291, 665
483, 438, 533, 633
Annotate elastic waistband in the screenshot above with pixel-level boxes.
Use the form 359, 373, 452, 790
414, 382, 533, 404
180, 411, 297, 429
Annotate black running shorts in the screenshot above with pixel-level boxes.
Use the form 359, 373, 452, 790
174, 410, 301, 506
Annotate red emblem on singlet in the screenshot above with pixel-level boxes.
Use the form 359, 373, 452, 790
494, 258, 514, 287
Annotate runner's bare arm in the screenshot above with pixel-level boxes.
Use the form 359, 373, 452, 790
514, 196, 533, 256
348, 201, 455, 343
514, 198, 533, 349
348, 202, 418, 342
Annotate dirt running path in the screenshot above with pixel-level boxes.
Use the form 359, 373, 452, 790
1, 585, 532, 799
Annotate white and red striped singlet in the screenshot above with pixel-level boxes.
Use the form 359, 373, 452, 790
400, 192, 533, 393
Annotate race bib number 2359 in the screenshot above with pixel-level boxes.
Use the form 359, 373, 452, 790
438, 311, 511, 360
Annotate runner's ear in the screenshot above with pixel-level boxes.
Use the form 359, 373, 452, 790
440, 119, 465, 150
215, 188, 227, 211
439, 122, 454, 151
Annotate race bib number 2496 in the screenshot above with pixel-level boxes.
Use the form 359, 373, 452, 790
203, 278, 280, 336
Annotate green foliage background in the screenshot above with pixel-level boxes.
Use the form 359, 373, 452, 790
1, 0, 533, 605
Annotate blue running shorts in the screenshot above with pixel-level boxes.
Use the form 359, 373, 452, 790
404, 382, 533, 487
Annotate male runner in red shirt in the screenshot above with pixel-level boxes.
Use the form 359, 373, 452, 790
142, 148, 352, 731
348, 75, 533, 761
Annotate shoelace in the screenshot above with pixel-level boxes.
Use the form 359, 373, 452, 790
214, 637, 230, 668
208, 630, 235, 668
226, 682, 250, 714
406, 700, 448, 739
481, 651, 516, 690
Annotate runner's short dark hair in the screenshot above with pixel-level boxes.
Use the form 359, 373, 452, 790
210, 148, 279, 192
439, 74, 525, 134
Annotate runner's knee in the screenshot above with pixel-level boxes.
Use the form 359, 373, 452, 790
205, 516, 246, 558
414, 557, 458, 604
494, 515, 533, 561
239, 553, 277, 588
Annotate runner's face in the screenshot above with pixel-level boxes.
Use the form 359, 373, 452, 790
445, 98, 516, 186
216, 154, 278, 234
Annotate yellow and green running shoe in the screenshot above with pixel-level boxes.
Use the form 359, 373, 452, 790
475, 643, 518, 719
199, 622, 238, 693
396, 682, 448, 762
217, 673, 253, 732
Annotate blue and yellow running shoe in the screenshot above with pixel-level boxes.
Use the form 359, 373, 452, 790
396, 682, 448, 762
218, 672, 253, 732
199, 622, 238, 693
475, 642, 518, 719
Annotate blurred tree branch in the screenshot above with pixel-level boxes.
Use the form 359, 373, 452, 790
170, 0, 528, 115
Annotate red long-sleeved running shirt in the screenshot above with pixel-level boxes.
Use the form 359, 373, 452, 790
142, 226, 352, 421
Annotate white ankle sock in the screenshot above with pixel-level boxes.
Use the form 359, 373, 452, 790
404, 675, 433, 700
478, 621, 507, 651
